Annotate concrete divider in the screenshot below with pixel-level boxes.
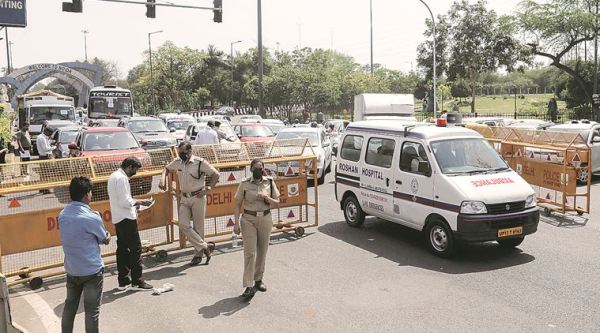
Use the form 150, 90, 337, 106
0, 274, 25, 333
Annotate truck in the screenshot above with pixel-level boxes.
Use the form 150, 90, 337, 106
353, 93, 417, 122
16, 90, 76, 155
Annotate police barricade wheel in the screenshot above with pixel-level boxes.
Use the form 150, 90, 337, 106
29, 277, 43, 290
294, 227, 305, 237
18, 267, 30, 279
275, 222, 284, 229
543, 208, 552, 217
577, 210, 584, 216
155, 250, 168, 262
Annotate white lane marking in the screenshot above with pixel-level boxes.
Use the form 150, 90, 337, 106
20, 291, 60, 332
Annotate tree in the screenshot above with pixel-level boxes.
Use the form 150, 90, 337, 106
517, 0, 600, 114
451, 78, 470, 101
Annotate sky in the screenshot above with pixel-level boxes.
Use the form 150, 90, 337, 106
3, 0, 523, 79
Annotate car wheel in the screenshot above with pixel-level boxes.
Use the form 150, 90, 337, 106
343, 195, 365, 227
497, 236, 524, 248
425, 218, 455, 258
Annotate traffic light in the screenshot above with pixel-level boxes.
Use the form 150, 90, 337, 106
213, 0, 222, 23
62, 0, 82, 13
146, 0, 156, 18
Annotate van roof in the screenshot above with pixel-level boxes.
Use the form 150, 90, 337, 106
346, 120, 482, 140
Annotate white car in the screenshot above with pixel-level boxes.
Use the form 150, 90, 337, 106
508, 119, 554, 130
275, 127, 333, 184
258, 119, 286, 134
463, 117, 516, 127
165, 117, 196, 143
547, 122, 600, 183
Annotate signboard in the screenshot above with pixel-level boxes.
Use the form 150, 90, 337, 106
0, 192, 171, 255
513, 158, 577, 193
0, 0, 26, 27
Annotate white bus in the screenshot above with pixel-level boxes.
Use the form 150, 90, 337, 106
87, 85, 134, 120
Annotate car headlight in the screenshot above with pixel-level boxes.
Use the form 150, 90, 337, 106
525, 194, 536, 208
460, 201, 487, 214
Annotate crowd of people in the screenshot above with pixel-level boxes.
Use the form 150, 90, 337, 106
57, 142, 280, 332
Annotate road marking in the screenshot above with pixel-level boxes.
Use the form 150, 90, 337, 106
20, 291, 60, 332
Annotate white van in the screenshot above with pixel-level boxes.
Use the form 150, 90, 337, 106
335, 120, 539, 257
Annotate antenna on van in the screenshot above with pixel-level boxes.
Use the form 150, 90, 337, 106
404, 125, 416, 137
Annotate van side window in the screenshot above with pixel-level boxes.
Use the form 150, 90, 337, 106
365, 137, 395, 168
340, 135, 363, 162
400, 141, 431, 176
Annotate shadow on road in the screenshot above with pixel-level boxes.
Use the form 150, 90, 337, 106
197, 295, 250, 318
540, 214, 588, 228
319, 218, 535, 274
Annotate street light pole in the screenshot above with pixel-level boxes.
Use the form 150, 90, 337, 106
230, 40, 242, 107
5, 28, 10, 74
82, 30, 89, 62
148, 30, 163, 115
418, 0, 437, 118
370, 0, 373, 75
8, 41, 13, 72
257, 0, 264, 117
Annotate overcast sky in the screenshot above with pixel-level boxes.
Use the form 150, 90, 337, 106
5, 0, 522, 78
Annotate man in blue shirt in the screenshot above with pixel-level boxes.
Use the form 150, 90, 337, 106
59, 177, 110, 333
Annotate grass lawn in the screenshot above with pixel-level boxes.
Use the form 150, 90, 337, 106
438, 94, 566, 114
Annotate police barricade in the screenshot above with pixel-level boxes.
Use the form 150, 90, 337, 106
0, 148, 177, 289
467, 124, 592, 216
169, 138, 318, 249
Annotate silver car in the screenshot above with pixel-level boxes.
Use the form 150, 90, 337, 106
548, 122, 600, 183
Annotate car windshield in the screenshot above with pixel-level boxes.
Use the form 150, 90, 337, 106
167, 120, 194, 130
29, 106, 75, 125
431, 138, 508, 175
59, 131, 79, 144
241, 125, 274, 137
128, 119, 168, 133
83, 131, 140, 151
276, 131, 319, 146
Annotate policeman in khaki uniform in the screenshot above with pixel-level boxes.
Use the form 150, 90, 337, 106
160, 141, 220, 266
233, 159, 280, 299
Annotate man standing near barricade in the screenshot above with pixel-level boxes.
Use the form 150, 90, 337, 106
15, 123, 31, 177
36, 127, 56, 194
214, 120, 234, 142
194, 120, 219, 145
107, 157, 154, 291
159, 141, 220, 266
59, 177, 110, 333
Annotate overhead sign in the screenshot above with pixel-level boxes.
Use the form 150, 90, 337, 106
0, 0, 27, 27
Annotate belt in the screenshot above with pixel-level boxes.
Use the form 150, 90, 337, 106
244, 209, 271, 217
182, 189, 204, 198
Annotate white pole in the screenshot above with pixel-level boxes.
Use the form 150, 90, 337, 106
418, 0, 437, 118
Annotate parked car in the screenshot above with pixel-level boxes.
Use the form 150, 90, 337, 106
89, 119, 121, 127
547, 122, 600, 184
165, 117, 196, 143
49, 125, 82, 158
118, 116, 177, 149
231, 114, 263, 124
508, 119, 554, 130
462, 117, 515, 127
275, 127, 333, 184
233, 123, 275, 142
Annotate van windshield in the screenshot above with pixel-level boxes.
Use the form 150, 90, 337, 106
431, 138, 509, 175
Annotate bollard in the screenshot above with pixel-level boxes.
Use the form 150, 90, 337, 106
0, 274, 25, 333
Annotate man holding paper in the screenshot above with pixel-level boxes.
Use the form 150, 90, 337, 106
107, 157, 154, 291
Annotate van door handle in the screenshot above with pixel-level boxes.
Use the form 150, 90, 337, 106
396, 180, 402, 185
386, 178, 390, 187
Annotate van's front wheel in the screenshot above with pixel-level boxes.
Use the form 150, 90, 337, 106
425, 219, 455, 258
343, 196, 365, 228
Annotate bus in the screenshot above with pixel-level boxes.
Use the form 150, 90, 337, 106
87, 85, 134, 120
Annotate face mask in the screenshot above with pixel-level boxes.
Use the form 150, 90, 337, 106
252, 168, 263, 180
179, 152, 189, 161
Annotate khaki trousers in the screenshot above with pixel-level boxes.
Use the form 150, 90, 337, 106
179, 195, 208, 256
241, 212, 273, 288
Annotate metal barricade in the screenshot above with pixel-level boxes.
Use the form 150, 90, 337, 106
467, 124, 592, 216
0, 148, 177, 289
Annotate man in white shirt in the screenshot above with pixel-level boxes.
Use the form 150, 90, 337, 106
36, 127, 56, 160
107, 157, 153, 291
194, 120, 219, 145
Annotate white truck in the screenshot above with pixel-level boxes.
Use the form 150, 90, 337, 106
16, 90, 76, 155
353, 93, 417, 122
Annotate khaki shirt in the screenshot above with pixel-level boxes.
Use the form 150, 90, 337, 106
235, 176, 280, 212
166, 155, 219, 193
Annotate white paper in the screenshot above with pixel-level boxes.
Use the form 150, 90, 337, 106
138, 196, 155, 211
21, 150, 30, 158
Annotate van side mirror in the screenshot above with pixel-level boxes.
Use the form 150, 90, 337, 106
418, 161, 431, 177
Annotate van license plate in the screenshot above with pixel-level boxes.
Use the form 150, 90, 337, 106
498, 226, 523, 238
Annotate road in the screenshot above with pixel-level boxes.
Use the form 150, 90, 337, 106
6, 169, 600, 333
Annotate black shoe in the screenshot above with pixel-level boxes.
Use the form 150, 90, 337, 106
131, 281, 153, 291
241, 287, 255, 299
118, 278, 132, 291
189, 255, 203, 266
203, 242, 216, 265
254, 280, 267, 292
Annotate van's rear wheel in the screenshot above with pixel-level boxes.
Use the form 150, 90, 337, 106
343, 196, 364, 228
497, 236, 524, 248
425, 219, 455, 258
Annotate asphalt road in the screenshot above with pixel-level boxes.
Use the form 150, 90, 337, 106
6, 168, 600, 333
